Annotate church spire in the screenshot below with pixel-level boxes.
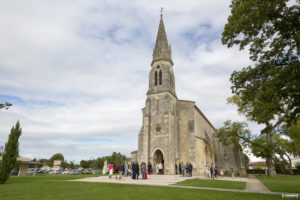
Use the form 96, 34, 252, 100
152, 12, 173, 66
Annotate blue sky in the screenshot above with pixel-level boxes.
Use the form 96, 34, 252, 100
0, 0, 263, 163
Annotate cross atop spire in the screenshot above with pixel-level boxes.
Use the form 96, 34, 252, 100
152, 11, 173, 66
160, 7, 163, 18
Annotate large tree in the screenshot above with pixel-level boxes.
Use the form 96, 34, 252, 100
218, 120, 300, 175
79, 152, 127, 170
0, 121, 22, 184
251, 133, 293, 174
222, 0, 300, 176
80, 160, 91, 169
90, 158, 104, 170
49, 153, 64, 167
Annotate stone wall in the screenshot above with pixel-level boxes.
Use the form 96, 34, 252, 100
214, 139, 247, 176
193, 105, 216, 175
138, 91, 178, 174
176, 100, 195, 168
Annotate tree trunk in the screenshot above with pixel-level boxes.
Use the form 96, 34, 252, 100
266, 130, 275, 177
266, 156, 275, 177
287, 155, 294, 175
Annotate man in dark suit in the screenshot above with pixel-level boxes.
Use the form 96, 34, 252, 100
135, 162, 139, 180
179, 162, 182, 174
132, 162, 136, 179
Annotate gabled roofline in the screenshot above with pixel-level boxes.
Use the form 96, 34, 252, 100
177, 99, 217, 132
194, 105, 217, 132
177, 99, 195, 103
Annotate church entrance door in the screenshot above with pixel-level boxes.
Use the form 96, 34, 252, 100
154, 149, 164, 174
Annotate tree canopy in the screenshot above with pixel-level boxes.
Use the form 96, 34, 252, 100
222, 0, 300, 125
282, 118, 300, 157
49, 153, 64, 167
80, 160, 92, 169
221, 0, 300, 176
78, 152, 127, 169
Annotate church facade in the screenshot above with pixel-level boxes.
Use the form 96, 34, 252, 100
133, 15, 246, 176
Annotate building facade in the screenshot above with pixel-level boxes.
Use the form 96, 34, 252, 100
0, 157, 41, 176
135, 14, 246, 176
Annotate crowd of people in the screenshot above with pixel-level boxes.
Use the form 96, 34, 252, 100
108, 161, 155, 180
178, 162, 193, 177
108, 161, 235, 179
205, 166, 235, 179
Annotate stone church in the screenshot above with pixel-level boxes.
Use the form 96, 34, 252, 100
132, 14, 246, 176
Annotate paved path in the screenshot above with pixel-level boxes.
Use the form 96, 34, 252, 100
73, 175, 297, 196
73, 174, 248, 185
245, 176, 271, 193
72, 175, 197, 186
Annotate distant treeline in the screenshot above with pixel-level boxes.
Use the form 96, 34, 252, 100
36, 152, 128, 169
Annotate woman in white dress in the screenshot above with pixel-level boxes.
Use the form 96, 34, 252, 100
156, 163, 159, 175
207, 167, 210, 178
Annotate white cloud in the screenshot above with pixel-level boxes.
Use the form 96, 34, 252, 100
0, 0, 262, 162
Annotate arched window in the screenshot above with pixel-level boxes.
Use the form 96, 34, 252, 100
159, 70, 162, 85
155, 71, 158, 86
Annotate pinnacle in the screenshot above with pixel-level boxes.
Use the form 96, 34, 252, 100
152, 15, 173, 66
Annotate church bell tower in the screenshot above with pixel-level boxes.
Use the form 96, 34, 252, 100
147, 13, 177, 98
138, 13, 178, 174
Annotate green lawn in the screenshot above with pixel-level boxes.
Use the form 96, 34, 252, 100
176, 178, 247, 190
256, 175, 300, 193
0, 174, 282, 200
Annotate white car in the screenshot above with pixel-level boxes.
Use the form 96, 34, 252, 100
62, 170, 71, 175
27, 168, 37, 174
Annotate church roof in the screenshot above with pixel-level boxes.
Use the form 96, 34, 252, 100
131, 150, 138, 154
151, 14, 173, 66
194, 105, 217, 132
177, 100, 217, 132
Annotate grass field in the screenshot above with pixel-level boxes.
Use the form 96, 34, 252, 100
0, 174, 282, 200
176, 178, 247, 190
256, 175, 300, 193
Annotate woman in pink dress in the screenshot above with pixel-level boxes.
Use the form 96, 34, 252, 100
109, 163, 114, 178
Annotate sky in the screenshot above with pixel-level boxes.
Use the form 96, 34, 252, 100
0, 0, 264, 163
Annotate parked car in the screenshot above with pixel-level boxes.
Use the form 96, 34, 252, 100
62, 170, 71, 175
37, 169, 48, 174
92, 170, 101, 175
82, 169, 92, 174
55, 170, 62, 174
70, 170, 81, 175
27, 168, 38, 174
